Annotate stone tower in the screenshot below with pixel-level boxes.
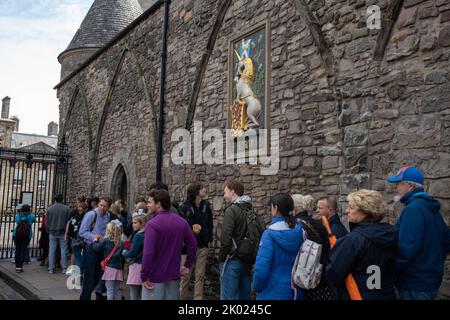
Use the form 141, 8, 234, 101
0, 97, 16, 148
48, 121, 58, 137
58, 0, 143, 80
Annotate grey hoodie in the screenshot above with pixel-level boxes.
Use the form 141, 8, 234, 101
46, 202, 71, 236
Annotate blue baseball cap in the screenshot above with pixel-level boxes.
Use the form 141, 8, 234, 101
386, 166, 424, 185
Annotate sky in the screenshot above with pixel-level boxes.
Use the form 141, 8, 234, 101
0, 0, 92, 135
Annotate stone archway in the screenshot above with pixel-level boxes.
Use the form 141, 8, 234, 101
111, 164, 128, 204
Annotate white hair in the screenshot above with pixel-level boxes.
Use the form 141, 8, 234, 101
292, 194, 315, 212
406, 181, 424, 189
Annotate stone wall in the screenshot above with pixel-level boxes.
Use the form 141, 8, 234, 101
56, 0, 450, 298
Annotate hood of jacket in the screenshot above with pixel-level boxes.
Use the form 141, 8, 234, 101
234, 195, 252, 204
353, 220, 398, 249
225, 195, 253, 211
401, 188, 441, 213
268, 217, 302, 254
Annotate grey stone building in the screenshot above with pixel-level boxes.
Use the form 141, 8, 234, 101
55, 0, 450, 298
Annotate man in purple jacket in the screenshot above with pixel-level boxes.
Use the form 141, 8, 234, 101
141, 189, 197, 300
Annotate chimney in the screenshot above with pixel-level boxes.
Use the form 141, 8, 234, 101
48, 121, 58, 136
11, 116, 19, 132
2, 96, 11, 119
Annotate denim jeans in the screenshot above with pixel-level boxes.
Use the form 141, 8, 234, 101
80, 243, 102, 300
142, 280, 180, 300
14, 237, 30, 268
398, 290, 437, 300
219, 258, 252, 300
48, 234, 68, 271
71, 238, 84, 274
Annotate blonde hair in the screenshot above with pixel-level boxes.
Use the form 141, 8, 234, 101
292, 194, 315, 212
347, 189, 386, 222
105, 221, 123, 245
133, 214, 146, 228
110, 203, 121, 215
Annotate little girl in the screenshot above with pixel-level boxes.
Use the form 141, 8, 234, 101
93, 219, 124, 300
123, 212, 146, 300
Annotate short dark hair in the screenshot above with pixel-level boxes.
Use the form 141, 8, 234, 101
149, 182, 169, 192
135, 196, 146, 204
99, 196, 112, 207
223, 180, 244, 196
54, 194, 64, 202
20, 204, 31, 213
319, 196, 338, 212
186, 183, 203, 203
91, 197, 100, 205
149, 190, 171, 210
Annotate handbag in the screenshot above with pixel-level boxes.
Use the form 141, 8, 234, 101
101, 244, 119, 271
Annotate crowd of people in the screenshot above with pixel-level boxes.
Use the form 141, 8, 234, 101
10, 166, 450, 300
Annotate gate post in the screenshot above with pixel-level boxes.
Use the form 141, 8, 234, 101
53, 137, 69, 204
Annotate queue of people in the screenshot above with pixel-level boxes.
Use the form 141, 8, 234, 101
12, 165, 450, 300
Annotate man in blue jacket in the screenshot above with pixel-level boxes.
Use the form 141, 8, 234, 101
387, 166, 450, 300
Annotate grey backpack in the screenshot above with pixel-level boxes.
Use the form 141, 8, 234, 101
291, 222, 323, 289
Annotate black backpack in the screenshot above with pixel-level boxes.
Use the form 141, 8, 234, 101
16, 214, 31, 239
233, 206, 264, 264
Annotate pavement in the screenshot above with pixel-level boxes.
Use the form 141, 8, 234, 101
0, 258, 79, 300
0, 258, 130, 300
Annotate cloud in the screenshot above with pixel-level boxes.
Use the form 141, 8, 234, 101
0, 0, 92, 135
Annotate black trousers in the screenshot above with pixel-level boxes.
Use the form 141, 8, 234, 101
14, 237, 30, 268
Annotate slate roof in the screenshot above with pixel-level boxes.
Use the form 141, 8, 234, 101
62, 0, 143, 54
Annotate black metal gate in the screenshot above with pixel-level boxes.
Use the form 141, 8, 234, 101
0, 139, 69, 259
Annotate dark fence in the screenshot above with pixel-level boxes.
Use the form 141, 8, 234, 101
0, 140, 69, 259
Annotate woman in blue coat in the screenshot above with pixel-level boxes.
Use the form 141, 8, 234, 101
252, 193, 304, 300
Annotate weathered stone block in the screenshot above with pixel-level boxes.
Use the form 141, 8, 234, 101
425, 71, 448, 84
438, 26, 450, 47
340, 173, 370, 195
322, 156, 340, 169
344, 146, 368, 169
443, 128, 450, 146
398, 7, 418, 28
287, 120, 304, 134
418, 6, 439, 19
319, 102, 336, 114
370, 126, 394, 145
441, 10, 450, 23
404, 0, 427, 8
318, 144, 342, 156
421, 84, 450, 113
292, 135, 313, 148
288, 156, 301, 169
344, 123, 369, 147
386, 35, 420, 61
420, 35, 437, 52
394, 115, 441, 149
336, 33, 352, 45
352, 28, 369, 40
429, 180, 450, 199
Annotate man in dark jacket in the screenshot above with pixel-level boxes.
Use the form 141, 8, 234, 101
46, 194, 71, 274
316, 196, 348, 238
179, 183, 213, 300
386, 166, 450, 300
219, 180, 255, 300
